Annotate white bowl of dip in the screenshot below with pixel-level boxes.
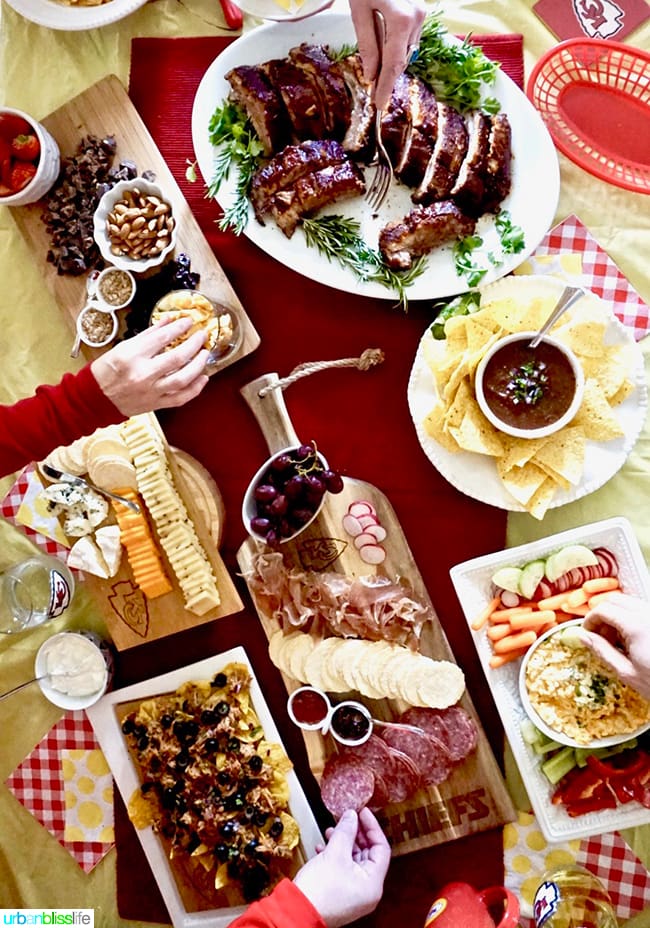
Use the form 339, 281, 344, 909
35, 631, 111, 709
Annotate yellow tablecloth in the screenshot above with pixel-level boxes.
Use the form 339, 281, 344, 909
1, 0, 649, 924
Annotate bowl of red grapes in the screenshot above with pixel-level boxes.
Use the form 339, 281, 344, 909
243, 442, 344, 545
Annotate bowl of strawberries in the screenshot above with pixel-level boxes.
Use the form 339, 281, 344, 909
0, 107, 60, 206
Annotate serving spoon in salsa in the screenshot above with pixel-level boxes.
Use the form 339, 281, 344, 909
528, 285, 585, 349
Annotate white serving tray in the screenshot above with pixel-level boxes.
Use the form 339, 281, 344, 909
450, 517, 650, 842
87, 645, 323, 928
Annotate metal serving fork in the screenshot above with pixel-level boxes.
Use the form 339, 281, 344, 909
41, 463, 140, 513
364, 9, 394, 211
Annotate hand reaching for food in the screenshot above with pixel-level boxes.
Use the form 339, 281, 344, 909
91, 316, 210, 416
580, 592, 650, 700
349, 0, 426, 111
293, 808, 391, 927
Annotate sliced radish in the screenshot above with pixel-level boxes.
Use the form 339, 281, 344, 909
534, 580, 553, 600
348, 501, 376, 518
594, 547, 619, 577
358, 513, 380, 529
354, 531, 380, 550
359, 543, 386, 565
499, 589, 520, 607
342, 514, 364, 537
363, 523, 387, 543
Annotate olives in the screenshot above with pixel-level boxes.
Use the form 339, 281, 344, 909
220, 819, 238, 839
216, 701, 230, 717
269, 817, 284, 839
204, 737, 219, 754
215, 843, 229, 863
212, 672, 227, 688
227, 737, 241, 753
121, 717, 135, 734
175, 751, 190, 770
248, 754, 263, 774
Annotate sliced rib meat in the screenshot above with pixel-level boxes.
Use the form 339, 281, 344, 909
399, 706, 478, 763
288, 44, 351, 140
263, 58, 329, 141
320, 754, 375, 818
271, 160, 365, 237
414, 103, 468, 203
379, 200, 476, 270
451, 110, 491, 216
379, 73, 413, 169
225, 65, 290, 157
249, 139, 348, 220
481, 112, 512, 212
380, 726, 452, 787
338, 54, 376, 157
395, 78, 439, 187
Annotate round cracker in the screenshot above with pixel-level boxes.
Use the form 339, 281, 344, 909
304, 637, 345, 692
88, 455, 138, 492
283, 632, 317, 684
415, 659, 465, 709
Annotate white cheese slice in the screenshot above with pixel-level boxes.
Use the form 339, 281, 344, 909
67, 536, 109, 578
94, 525, 122, 577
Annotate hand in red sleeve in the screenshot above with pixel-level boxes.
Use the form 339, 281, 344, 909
294, 808, 391, 927
580, 592, 650, 699
91, 316, 210, 415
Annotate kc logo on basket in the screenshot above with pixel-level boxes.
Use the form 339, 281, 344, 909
573, 0, 624, 38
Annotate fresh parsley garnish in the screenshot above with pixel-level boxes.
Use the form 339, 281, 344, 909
206, 101, 264, 235
302, 215, 425, 311
453, 235, 487, 287
495, 209, 525, 254
430, 291, 481, 339
408, 13, 500, 113
453, 211, 525, 286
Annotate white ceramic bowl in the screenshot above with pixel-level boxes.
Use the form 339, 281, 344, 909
89, 266, 136, 310
287, 686, 332, 732
242, 445, 329, 544
475, 331, 585, 440
231, 0, 333, 21
519, 619, 650, 749
0, 107, 60, 206
76, 302, 118, 349
35, 631, 111, 710
92, 177, 177, 274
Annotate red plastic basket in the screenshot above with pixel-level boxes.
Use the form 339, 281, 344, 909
527, 38, 650, 195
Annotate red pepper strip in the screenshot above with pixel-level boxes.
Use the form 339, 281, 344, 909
561, 767, 605, 803
630, 781, 650, 809
565, 791, 618, 817
609, 778, 637, 804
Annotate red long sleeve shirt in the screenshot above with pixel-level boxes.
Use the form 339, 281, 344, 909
230, 880, 327, 928
0, 364, 124, 479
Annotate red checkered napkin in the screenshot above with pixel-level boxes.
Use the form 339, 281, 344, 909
578, 831, 650, 919
5, 710, 113, 872
1, 463, 71, 560
529, 214, 650, 341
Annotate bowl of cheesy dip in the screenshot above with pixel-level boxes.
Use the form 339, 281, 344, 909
519, 620, 650, 748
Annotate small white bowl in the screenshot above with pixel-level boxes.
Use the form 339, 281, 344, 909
242, 445, 329, 545
231, 0, 332, 21
35, 631, 112, 710
328, 700, 373, 746
475, 332, 584, 440
93, 177, 177, 274
519, 619, 650, 749
0, 107, 60, 207
76, 302, 118, 349
287, 686, 332, 732
88, 266, 136, 310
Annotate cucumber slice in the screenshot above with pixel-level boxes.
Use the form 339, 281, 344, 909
519, 559, 546, 600
520, 719, 541, 746
556, 626, 585, 650
545, 544, 598, 583
541, 747, 577, 785
492, 566, 523, 593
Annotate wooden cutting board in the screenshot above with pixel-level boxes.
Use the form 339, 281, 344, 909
9, 74, 260, 371
80, 414, 242, 650
236, 374, 515, 856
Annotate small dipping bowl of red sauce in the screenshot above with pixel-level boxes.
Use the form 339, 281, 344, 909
287, 688, 373, 746
474, 331, 584, 440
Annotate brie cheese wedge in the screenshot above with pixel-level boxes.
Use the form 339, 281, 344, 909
67, 536, 109, 578
94, 525, 122, 577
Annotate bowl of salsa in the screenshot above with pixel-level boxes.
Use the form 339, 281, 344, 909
474, 332, 584, 440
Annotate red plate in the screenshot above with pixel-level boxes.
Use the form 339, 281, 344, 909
527, 38, 650, 194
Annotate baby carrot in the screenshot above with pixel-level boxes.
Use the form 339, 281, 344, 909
489, 646, 530, 669
489, 605, 537, 623
509, 609, 556, 631
537, 591, 573, 611
561, 602, 590, 616
488, 623, 514, 641
583, 576, 619, 594
471, 595, 501, 631
493, 630, 537, 654
587, 591, 617, 608
565, 588, 588, 608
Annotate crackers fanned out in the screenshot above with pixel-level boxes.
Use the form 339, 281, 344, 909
422, 278, 635, 519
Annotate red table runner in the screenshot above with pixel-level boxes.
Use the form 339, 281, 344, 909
118, 33, 522, 926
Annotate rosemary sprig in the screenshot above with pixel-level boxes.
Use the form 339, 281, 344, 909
408, 13, 500, 113
302, 215, 425, 310
206, 100, 264, 234
329, 41, 358, 62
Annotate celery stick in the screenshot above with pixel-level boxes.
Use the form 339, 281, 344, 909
542, 747, 577, 785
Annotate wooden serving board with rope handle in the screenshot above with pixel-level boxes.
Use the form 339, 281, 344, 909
236, 373, 515, 856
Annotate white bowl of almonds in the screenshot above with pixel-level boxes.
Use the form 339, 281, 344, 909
93, 177, 177, 274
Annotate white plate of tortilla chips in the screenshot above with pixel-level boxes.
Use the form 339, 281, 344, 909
450, 516, 650, 841
87, 646, 323, 928
407, 275, 647, 519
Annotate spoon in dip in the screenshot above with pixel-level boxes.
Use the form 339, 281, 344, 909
0, 665, 91, 702
528, 285, 585, 349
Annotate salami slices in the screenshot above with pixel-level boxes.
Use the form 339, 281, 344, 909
320, 704, 478, 816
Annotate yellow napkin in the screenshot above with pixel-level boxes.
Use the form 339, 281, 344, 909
62, 748, 114, 844
16, 468, 69, 547
503, 811, 581, 919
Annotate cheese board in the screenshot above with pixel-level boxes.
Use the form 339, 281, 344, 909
236, 373, 515, 855
9, 74, 260, 372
